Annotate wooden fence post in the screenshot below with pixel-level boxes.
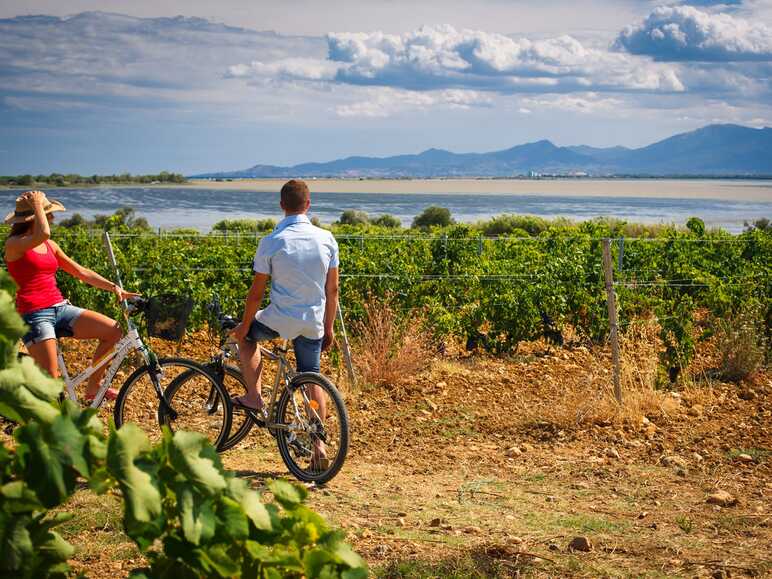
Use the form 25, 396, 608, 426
602, 239, 623, 404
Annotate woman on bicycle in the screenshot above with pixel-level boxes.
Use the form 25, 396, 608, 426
4, 191, 139, 400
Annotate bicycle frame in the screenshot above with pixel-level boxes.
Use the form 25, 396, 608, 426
56, 232, 165, 411
218, 336, 316, 433
59, 326, 146, 408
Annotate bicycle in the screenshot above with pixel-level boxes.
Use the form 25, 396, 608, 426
173, 297, 349, 484
56, 232, 232, 448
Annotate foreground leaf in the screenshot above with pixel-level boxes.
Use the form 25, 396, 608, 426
107, 424, 164, 549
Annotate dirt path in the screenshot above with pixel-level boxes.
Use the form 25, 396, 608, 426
23, 335, 772, 577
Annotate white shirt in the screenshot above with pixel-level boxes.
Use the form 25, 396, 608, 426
253, 214, 339, 339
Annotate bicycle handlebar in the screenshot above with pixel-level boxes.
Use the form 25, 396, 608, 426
206, 296, 239, 334
124, 296, 148, 315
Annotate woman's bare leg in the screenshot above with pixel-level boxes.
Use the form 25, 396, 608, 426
27, 338, 59, 378
71, 310, 122, 397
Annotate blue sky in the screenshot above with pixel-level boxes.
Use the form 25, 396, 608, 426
1, 1, 770, 174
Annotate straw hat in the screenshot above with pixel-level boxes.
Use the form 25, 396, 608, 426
4, 193, 65, 224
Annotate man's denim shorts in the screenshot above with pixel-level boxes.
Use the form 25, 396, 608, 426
246, 318, 323, 373
21, 301, 85, 346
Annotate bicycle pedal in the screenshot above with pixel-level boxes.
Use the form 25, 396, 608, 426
288, 435, 311, 458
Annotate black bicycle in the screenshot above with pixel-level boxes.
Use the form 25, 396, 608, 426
170, 298, 349, 484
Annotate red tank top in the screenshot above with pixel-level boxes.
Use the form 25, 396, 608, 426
6, 240, 65, 314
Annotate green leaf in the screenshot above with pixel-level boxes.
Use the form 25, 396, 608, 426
292, 505, 329, 532
244, 540, 271, 561
217, 496, 249, 541
228, 478, 272, 532
0, 513, 33, 572
0, 291, 27, 367
49, 412, 90, 478
14, 422, 75, 508
268, 479, 307, 509
197, 544, 241, 577
0, 367, 60, 424
342, 567, 369, 579
31, 511, 75, 534
168, 431, 227, 494
35, 529, 75, 563
107, 423, 164, 549
17, 355, 64, 403
304, 548, 332, 577
176, 485, 216, 545
330, 541, 367, 570
87, 466, 114, 494
0, 481, 43, 512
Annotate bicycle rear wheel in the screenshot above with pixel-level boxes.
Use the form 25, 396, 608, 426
114, 357, 232, 449
274, 372, 349, 484
172, 363, 255, 452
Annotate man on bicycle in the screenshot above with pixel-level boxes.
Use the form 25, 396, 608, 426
231, 179, 339, 466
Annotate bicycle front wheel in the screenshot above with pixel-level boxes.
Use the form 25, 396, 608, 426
114, 357, 232, 449
215, 365, 255, 452
274, 372, 349, 484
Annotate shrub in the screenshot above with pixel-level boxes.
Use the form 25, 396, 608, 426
478, 214, 548, 236
58, 213, 89, 228
337, 210, 370, 226
371, 214, 401, 228
95, 207, 151, 231
58, 208, 152, 231
412, 206, 453, 229
211, 218, 276, 233
745, 218, 771, 232
686, 217, 706, 236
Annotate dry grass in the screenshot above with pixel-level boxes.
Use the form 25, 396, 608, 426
714, 309, 767, 382
351, 300, 434, 388
522, 320, 680, 430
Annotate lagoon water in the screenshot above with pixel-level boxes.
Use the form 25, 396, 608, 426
1, 183, 770, 233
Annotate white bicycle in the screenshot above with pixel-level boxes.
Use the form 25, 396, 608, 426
53, 232, 232, 447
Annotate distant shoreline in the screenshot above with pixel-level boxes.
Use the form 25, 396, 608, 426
2, 177, 771, 203
183, 178, 772, 203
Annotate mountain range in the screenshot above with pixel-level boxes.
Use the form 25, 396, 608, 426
193, 124, 772, 178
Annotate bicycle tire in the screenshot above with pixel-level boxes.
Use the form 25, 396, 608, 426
175, 363, 256, 452
114, 357, 232, 449
274, 372, 349, 484
214, 365, 256, 451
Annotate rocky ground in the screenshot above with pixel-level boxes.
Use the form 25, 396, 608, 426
10, 331, 772, 578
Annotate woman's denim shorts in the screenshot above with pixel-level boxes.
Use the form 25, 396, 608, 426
21, 301, 85, 346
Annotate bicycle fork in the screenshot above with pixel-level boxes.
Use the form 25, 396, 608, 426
141, 349, 178, 421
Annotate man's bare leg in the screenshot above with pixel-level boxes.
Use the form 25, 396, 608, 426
236, 338, 265, 410
308, 384, 329, 465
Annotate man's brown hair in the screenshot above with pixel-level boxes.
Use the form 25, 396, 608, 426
280, 179, 310, 213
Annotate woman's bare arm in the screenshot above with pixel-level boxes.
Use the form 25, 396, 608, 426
4, 191, 51, 261
49, 240, 139, 301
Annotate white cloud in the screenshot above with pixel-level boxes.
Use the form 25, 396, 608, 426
227, 58, 339, 82
334, 87, 492, 118
231, 24, 686, 95
615, 5, 772, 61
519, 93, 626, 115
